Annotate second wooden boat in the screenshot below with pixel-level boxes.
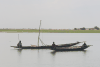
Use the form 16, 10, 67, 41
51, 43, 92, 51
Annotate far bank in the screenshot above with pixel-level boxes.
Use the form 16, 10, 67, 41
0, 29, 100, 33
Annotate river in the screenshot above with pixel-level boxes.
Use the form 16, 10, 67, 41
0, 33, 99, 67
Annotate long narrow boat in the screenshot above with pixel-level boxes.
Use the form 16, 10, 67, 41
11, 45, 52, 49
51, 43, 92, 51
11, 42, 81, 49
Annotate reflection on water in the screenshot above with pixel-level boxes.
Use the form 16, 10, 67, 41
50, 50, 88, 56
83, 50, 87, 53
51, 51, 56, 55
17, 49, 22, 52
16, 49, 22, 56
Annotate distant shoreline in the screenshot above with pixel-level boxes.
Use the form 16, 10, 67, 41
0, 29, 100, 33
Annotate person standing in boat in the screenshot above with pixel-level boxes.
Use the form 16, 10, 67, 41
17, 40, 22, 48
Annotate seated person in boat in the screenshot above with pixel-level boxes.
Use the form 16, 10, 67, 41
52, 42, 56, 49
17, 41, 22, 48
82, 42, 87, 47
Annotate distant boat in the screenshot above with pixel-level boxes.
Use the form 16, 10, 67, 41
51, 42, 92, 51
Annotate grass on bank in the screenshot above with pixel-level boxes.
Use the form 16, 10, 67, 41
0, 29, 100, 33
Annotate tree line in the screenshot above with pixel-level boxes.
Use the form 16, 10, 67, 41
74, 26, 99, 30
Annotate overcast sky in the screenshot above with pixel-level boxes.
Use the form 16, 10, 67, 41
0, 0, 100, 29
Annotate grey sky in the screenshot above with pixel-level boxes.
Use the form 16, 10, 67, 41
0, 0, 100, 29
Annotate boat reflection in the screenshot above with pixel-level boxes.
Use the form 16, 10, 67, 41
17, 49, 22, 56
51, 51, 56, 55
50, 50, 88, 56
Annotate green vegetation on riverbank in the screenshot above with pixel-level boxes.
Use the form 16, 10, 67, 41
0, 29, 100, 33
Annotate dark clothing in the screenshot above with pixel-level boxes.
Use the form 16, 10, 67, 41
52, 42, 56, 49
17, 41, 22, 48
52, 44, 55, 47
82, 43, 87, 47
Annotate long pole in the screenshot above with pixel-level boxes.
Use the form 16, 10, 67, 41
38, 20, 41, 47
18, 34, 20, 48
18, 34, 19, 41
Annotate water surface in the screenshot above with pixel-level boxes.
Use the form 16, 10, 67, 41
0, 33, 99, 67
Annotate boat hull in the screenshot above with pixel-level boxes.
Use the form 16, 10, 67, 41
11, 42, 80, 49
51, 46, 90, 51
11, 46, 52, 49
